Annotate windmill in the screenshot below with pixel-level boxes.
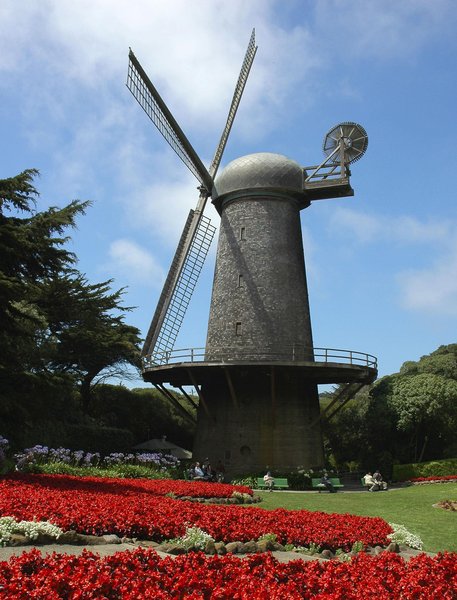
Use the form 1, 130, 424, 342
127, 32, 377, 476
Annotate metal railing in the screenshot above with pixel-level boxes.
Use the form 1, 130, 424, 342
304, 163, 349, 185
142, 346, 377, 370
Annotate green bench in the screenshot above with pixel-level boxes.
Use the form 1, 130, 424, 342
311, 477, 344, 492
256, 477, 289, 490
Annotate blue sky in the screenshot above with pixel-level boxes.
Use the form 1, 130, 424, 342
1, 0, 456, 387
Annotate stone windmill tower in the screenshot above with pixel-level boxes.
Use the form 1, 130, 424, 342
127, 31, 377, 476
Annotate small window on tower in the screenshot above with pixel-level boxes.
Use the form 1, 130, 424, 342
238, 274, 243, 288
240, 226, 246, 240
235, 321, 242, 336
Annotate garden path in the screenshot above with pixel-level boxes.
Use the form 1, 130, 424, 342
0, 540, 432, 563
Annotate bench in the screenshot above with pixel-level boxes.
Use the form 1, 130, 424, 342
256, 477, 289, 490
311, 478, 344, 492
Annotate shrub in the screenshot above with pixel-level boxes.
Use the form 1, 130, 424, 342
106, 464, 170, 479
257, 533, 277, 543
231, 475, 258, 487
393, 458, 457, 481
285, 470, 312, 490
16, 421, 135, 454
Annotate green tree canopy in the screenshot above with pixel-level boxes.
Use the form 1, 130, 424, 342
322, 343, 457, 473
0, 169, 88, 372
38, 273, 142, 411
400, 344, 457, 381
388, 373, 457, 433
0, 169, 141, 415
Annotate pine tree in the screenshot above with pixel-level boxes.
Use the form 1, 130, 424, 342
0, 169, 141, 415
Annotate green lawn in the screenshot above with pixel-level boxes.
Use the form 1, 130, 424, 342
254, 483, 457, 553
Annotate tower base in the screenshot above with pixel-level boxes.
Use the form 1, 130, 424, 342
142, 356, 377, 479
194, 366, 323, 477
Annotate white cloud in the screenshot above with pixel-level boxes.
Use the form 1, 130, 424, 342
392, 216, 453, 245
3, 1, 455, 231
328, 208, 381, 243
2, 1, 455, 138
0, 0, 303, 130
314, 0, 456, 62
326, 206, 457, 314
0, 0, 319, 244
108, 238, 164, 284
328, 207, 454, 246
118, 154, 220, 243
398, 242, 457, 315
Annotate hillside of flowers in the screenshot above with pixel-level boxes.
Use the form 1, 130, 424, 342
0, 547, 456, 599
0, 474, 392, 551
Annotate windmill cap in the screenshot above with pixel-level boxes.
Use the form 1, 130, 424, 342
213, 152, 304, 200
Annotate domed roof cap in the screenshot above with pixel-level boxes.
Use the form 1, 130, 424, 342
214, 152, 304, 198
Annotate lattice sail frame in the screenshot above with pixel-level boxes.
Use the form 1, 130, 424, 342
150, 213, 216, 364
127, 50, 213, 191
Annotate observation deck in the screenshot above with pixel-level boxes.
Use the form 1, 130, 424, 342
142, 346, 378, 388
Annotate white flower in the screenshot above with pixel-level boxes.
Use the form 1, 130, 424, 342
388, 523, 423, 550
0, 516, 63, 546
173, 526, 214, 551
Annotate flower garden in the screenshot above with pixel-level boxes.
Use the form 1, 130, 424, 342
0, 473, 456, 598
0, 474, 390, 549
0, 439, 456, 597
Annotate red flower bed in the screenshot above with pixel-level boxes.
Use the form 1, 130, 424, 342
0, 474, 392, 551
0, 548, 456, 599
410, 475, 457, 483
5, 472, 252, 498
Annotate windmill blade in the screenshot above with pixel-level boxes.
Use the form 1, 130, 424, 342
142, 208, 216, 360
208, 28, 257, 178
139, 30, 257, 361
127, 49, 213, 192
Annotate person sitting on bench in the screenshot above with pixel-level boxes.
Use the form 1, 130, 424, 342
263, 470, 275, 491
193, 462, 206, 480
363, 471, 379, 491
373, 469, 388, 490
320, 473, 337, 493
